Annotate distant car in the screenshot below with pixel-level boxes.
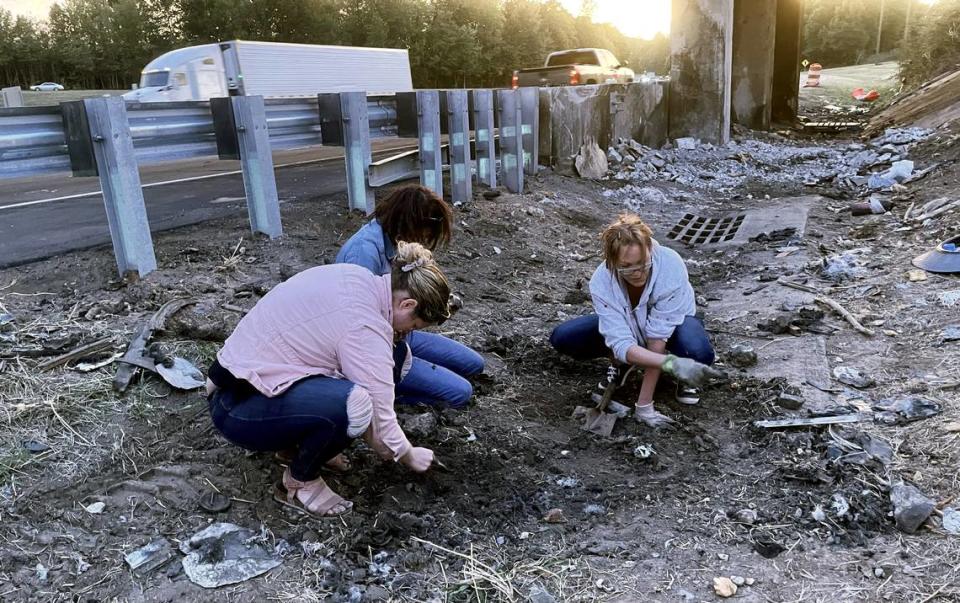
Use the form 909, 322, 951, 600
30, 82, 65, 92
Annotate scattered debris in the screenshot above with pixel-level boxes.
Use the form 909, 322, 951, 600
942, 508, 960, 536
941, 326, 960, 343
826, 427, 893, 465
125, 538, 175, 576
180, 523, 284, 588
156, 357, 205, 390
528, 584, 558, 603
713, 576, 737, 598
726, 344, 757, 368
755, 414, 866, 429
833, 366, 875, 389
908, 269, 929, 282
890, 483, 935, 534
873, 397, 942, 425
676, 137, 698, 150
583, 504, 605, 515
543, 508, 566, 523
851, 87, 880, 102
574, 138, 608, 180
938, 290, 960, 307
84, 501, 106, 514
822, 248, 870, 281
36, 337, 114, 372
777, 392, 804, 411
198, 491, 232, 513
22, 440, 50, 454
904, 198, 960, 223
114, 299, 197, 392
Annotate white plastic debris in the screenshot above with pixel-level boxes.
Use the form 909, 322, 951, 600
156, 357, 205, 390
180, 523, 284, 588
84, 501, 106, 514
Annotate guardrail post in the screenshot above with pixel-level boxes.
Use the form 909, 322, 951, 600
319, 91, 373, 214
416, 90, 443, 196
230, 95, 283, 238
445, 90, 471, 204
1, 86, 23, 108
520, 87, 540, 176
472, 89, 496, 188
497, 89, 523, 194
83, 96, 157, 278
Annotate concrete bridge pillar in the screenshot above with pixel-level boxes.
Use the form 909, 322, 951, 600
731, 0, 777, 130
771, 0, 802, 123
669, 0, 734, 145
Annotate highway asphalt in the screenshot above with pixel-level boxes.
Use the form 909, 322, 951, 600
0, 141, 418, 268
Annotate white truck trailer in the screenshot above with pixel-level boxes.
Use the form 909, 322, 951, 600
122, 41, 413, 103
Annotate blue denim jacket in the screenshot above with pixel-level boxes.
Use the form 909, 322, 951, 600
335, 219, 396, 275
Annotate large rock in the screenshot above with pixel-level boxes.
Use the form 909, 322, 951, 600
890, 483, 935, 533
574, 139, 608, 179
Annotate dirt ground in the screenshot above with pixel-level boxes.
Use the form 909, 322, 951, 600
1, 121, 959, 602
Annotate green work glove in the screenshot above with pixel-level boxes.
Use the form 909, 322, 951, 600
661, 355, 725, 388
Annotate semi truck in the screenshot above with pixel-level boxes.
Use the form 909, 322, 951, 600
122, 40, 413, 103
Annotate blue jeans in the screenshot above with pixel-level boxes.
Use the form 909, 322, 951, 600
396, 331, 485, 409
208, 369, 353, 482
549, 314, 715, 365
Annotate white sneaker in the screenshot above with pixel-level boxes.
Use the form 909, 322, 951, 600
675, 384, 700, 405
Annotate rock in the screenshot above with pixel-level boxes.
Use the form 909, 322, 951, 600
730, 575, 745, 586
482, 190, 502, 199
735, 509, 758, 524
944, 422, 960, 433
777, 392, 804, 410
528, 585, 557, 603
676, 137, 698, 150
717, 552, 729, 561
726, 344, 757, 368
543, 508, 566, 523
84, 501, 106, 514
745, 577, 755, 586
908, 269, 928, 282
713, 576, 737, 597
607, 148, 623, 164
942, 508, 960, 535
525, 206, 545, 218
833, 366, 875, 389
890, 483, 935, 533
574, 139, 608, 179
941, 325, 960, 343
402, 413, 437, 438
874, 567, 885, 578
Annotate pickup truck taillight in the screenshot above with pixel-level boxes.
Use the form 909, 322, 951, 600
569, 69, 580, 85
511, 71, 519, 89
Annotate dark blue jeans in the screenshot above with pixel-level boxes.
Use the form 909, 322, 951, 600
549, 314, 715, 365
396, 331, 485, 409
208, 369, 354, 482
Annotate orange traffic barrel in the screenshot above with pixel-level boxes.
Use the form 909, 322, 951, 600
804, 63, 822, 87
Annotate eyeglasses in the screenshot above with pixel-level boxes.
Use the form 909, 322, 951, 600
616, 262, 652, 276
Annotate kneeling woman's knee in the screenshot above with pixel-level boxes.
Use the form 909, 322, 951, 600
447, 379, 474, 410
462, 351, 485, 377
691, 345, 715, 366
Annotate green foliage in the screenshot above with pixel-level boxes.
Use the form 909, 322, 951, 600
802, 0, 910, 68
899, 0, 960, 87
0, 0, 669, 90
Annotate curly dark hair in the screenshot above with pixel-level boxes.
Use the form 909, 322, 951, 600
374, 185, 453, 250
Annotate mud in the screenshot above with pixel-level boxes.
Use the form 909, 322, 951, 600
1, 127, 959, 601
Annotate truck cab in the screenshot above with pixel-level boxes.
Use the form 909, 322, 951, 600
123, 44, 228, 103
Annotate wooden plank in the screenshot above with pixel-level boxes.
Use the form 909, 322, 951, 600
754, 414, 868, 428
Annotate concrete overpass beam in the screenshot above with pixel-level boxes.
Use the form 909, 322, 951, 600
772, 0, 803, 123
669, 0, 734, 145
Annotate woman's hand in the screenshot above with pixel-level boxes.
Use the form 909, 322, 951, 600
400, 446, 435, 472
661, 355, 725, 387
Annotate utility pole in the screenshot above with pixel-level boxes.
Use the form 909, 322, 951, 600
876, 0, 886, 55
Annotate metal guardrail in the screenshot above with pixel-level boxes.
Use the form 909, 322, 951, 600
0, 96, 398, 179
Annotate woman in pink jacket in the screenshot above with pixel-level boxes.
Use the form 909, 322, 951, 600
206, 242, 451, 518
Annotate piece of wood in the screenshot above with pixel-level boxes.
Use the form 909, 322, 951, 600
113, 298, 197, 392
36, 337, 114, 371
754, 414, 868, 428
814, 295, 875, 337
776, 278, 822, 295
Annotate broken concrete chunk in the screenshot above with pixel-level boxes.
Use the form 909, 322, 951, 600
713, 576, 737, 597
180, 523, 284, 588
676, 137, 698, 150
402, 413, 437, 438
725, 344, 757, 368
833, 366, 875, 389
125, 538, 175, 575
776, 392, 804, 411
543, 508, 566, 523
941, 325, 960, 343
890, 483, 935, 534
942, 508, 960, 535
574, 140, 608, 180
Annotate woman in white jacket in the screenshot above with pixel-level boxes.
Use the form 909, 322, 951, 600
550, 214, 720, 427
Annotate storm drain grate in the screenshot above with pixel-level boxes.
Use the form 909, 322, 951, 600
666, 213, 746, 245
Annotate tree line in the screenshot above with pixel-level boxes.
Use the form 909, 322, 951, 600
0, 0, 670, 91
